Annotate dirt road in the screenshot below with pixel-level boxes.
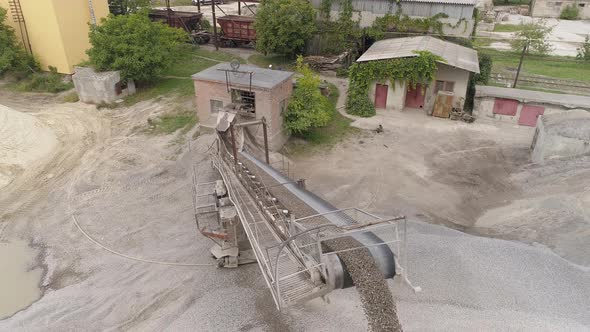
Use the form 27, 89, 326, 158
1, 91, 589, 330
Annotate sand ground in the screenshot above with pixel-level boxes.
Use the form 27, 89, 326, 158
0, 89, 589, 330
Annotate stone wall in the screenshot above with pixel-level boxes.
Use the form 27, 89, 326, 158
72, 67, 135, 104
531, 110, 590, 163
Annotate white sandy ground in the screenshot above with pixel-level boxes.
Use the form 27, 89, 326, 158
0, 92, 589, 330
482, 14, 590, 56
0, 104, 58, 188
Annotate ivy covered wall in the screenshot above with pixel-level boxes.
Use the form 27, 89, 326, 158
346, 51, 443, 117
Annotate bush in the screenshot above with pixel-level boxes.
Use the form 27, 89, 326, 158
510, 22, 553, 55
284, 56, 333, 134
0, 8, 38, 77
560, 4, 580, 20
18, 67, 72, 93
87, 11, 188, 82
464, 53, 493, 112
577, 35, 590, 61
254, 0, 316, 57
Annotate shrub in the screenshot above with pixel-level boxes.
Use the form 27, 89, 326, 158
87, 11, 188, 82
464, 53, 493, 112
560, 4, 580, 20
0, 8, 38, 77
577, 35, 590, 61
284, 56, 333, 134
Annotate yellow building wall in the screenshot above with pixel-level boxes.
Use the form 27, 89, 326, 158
0, 0, 109, 74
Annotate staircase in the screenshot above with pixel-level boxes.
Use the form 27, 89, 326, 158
8, 0, 32, 54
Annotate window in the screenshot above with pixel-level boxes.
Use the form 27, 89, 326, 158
231, 89, 256, 116
434, 80, 455, 94
579, 3, 586, 7
210, 99, 223, 113
555, 1, 563, 6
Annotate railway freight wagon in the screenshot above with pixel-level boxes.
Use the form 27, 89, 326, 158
216, 15, 256, 47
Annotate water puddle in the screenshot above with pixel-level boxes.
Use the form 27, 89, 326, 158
0, 241, 43, 319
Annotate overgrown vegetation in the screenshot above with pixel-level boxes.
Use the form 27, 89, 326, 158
577, 35, 590, 61
492, 0, 529, 5
366, 11, 468, 40
286, 83, 358, 153
254, 0, 316, 57
146, 108, 198, 135
560, 3, 580, 20
315, 0, 362, 54
464, 53, 492, 112
284, 57, 332, 134
346, 51, 442, 117
0, 8, 38, 77
87, 11, 187, 82
15, 66, 72, 93
510, 22, 553, 55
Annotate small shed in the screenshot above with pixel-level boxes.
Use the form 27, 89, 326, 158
356, 36, 479, 115
192, 63, 294, 151
474, 86, 590, 127
72, 67, 135, 105
531, 110, 590, 163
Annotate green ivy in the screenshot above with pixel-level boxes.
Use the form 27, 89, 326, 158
366, 12, 469, 39
346, 51, 443, 117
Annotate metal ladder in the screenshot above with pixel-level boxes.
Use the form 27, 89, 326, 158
8, 0, 32, 54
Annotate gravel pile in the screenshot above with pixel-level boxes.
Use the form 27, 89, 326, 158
324, 237, 402, 332
239, 154, 402, 332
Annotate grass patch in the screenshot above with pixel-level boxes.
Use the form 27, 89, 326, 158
15, 71, 73, 93
285, 83, 359, 153
493, 24, 523, 32
147, 108, 198, 135
480, 48, 590, 82
62, 91, 79, 103
248, 54, 295, 70
124, 45, 241, 106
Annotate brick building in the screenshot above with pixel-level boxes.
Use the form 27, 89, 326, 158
192, 63, 294, 151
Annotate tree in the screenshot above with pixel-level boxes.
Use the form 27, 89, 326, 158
87, 11, 187, 82
284, 57, 332, 134
254, 0, 316, 57
510, 22, 553, 55
577, 35, 590, 61
464, 53, 492, 112
108, 0, 151, 15
0, 7, 37, 76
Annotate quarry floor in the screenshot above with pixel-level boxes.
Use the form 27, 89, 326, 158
0, 90, 589, 330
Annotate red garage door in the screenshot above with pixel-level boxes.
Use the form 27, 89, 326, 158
375, 84, 388, 109
518, 105, 545, 127
493, 98, 519, 116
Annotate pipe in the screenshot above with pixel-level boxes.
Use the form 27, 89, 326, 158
239, 150, 396, 288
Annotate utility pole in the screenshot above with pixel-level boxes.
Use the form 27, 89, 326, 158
212, 0, 219, 50
262, 117, 270, 165
513, 40, 529, 88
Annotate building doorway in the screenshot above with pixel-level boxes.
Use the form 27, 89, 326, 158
374, 84, 388, 109
405, 84, 426, 108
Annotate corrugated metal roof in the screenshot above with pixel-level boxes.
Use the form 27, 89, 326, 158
356, 36, 480, 73
401, 0, 476, 5
476, 85, 590, 109
192, 63, 293, 90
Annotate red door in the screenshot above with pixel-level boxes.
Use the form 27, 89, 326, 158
405, 84, 426, 108
518, 105, 545, 127
375, 84, 388, 109
493, 98, 519, 116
